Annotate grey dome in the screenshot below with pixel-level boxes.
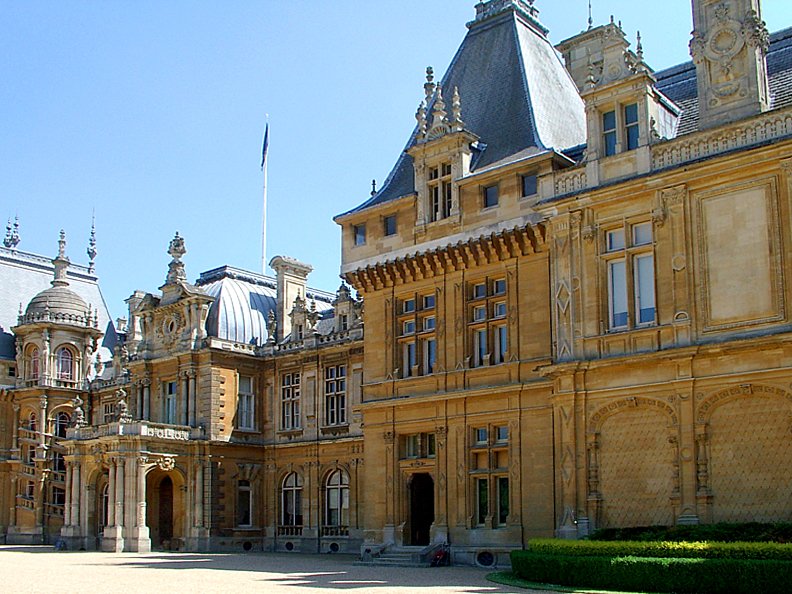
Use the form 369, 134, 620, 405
24, 285, 90, 324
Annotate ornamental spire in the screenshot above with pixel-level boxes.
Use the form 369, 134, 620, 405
431, 84, 447, 129
166, 231, 187, 285
52, 230, 70, 287
87, 214, 97, 274
451, 86, 464, 131
424, 67, 435, 104
4, 217, 20, 249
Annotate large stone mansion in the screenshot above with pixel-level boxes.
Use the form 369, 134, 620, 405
1, 0, 791, 567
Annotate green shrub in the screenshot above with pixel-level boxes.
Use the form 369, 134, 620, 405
510, 551, 792, 594
589, 522, 792, 543
527, 537, 792, 560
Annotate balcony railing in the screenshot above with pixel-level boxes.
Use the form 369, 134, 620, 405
68, 420, 199, 442
51, 470, 66, 484
20, 463, 36, 478
277, 525, 303, 537
320, 525, 349, 537
16, 496, 34, 511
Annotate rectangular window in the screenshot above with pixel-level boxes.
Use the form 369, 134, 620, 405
405, 434, 419, 458
426, 433, 436, 457
473, 305, 487, 322
423, 338, 436, 375
608, 260, 628, 328
632, 222, 652, 246
477, 478, 489, 525
493, 278, 506, 295
607, 229, 625, 251
474, 329, 488, 367
422, 316, 435, 331
473, 283, 486, 299
324, 365, 347, 426
339, 314, 349, 331
483, 185, 499, 208
422, 294, 435, 309
634, 254, 656, 324
164, 381, 177, 425
494, 325, 508, 364
497, 477, 509, 525
521, 174, 537, 197
441, 163, 452, 176
493, 302, 506, 318
8, 365, 16, 378
603, 110, 617, 156
237, 375, 255, 430
475, 427, 488, 445
281, 372, 301, 430
384, 215, 397, 237
625, 103, 639, 150
403, 342, 416, 377
353, 224, 366, 246
237, 480, 252, 527
403, 298, 416, 314
403, 320, 416, 335
496, 425, 509, 442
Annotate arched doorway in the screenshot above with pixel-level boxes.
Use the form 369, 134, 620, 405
409, 473, 434, 546
146, 470, 184, 550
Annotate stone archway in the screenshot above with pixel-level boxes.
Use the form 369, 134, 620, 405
146, 466, 186, 550
408, 473, 434, 546
698, 385, 792, 523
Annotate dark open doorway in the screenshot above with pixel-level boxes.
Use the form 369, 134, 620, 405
158, 476, 173, 545
409, 473, 434, 546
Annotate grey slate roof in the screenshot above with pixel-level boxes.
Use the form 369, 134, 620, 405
650, 27, 792, 137
0, 246, 115, 360
344, 4, 585, 216
197, 265, 334, 346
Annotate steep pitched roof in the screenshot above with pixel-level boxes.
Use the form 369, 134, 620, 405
343, 1, 585, 216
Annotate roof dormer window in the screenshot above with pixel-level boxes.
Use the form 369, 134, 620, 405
429, 162, 453, 222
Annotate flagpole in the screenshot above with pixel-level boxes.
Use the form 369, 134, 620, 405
261, 120, 269, 274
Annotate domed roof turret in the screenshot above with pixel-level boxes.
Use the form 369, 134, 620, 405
19, 231, 93, 327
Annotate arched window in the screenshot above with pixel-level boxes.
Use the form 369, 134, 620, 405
29, 347, 40, 380
55, 412, 70, 438
100, 483, 110, 528
56, 347, 74, 381
324, 469, 349, 530
27, 412, 37, 431
281, 472, 303, 527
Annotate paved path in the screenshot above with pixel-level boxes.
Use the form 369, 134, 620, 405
0, 546, 543, 593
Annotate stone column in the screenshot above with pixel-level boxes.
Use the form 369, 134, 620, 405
143, 380, 152, 421
194, 460, 203, 528
188, 370, 197, 427
129, 459, 151, 552
115, 459, 125, 530
181, 372, 189, 426
70, 462, 80, 529
11, 404, 20, 451
38, 396, 48, 449
9, 476, 17, 528
63, 462, 72, 526
106, 459, 116, 527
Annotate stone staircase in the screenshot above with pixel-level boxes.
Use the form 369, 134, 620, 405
358, 545, 435, 567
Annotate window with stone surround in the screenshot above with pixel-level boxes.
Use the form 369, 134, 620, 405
603, 221, 655, 330
324, 364, 347, 426
163, 380, 177, 424
280, 372, 301, 430
602, 102, 640, 157
237, 375, 255, 431
281, 472, 303, 527
471, 423, 510, 527
429, 162, 453, 221
396, 292, 437, 377
468, 277, 509, 367
323, 469, 349, 533
237, 479, 252, 527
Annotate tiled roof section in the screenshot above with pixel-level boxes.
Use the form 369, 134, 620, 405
0, 246, 115, 360
654, 27, 792, 136
344, 5, 585, 216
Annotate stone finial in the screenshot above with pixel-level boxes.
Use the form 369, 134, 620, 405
87, 216, 97, 274
71, 396, 87, 428
166, 232, 187, 284
115, 388, 132, 424
424, 66, 436, 104
52, 230, 70, 287
587, 0, 593, 30
415, 100, 427, 140
431, 85, 447, 128
3, 219, 12, 248
371, 179, 377, 196
451, 86, 464, 130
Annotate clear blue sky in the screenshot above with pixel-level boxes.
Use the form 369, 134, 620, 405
3, 1, 790, 321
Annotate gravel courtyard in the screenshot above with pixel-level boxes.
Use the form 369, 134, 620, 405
0, 546, 539, 594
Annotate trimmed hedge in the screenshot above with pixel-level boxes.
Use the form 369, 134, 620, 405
589, 522, 792, 543
510, 551, 792, 594
527, 537, 792, 560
